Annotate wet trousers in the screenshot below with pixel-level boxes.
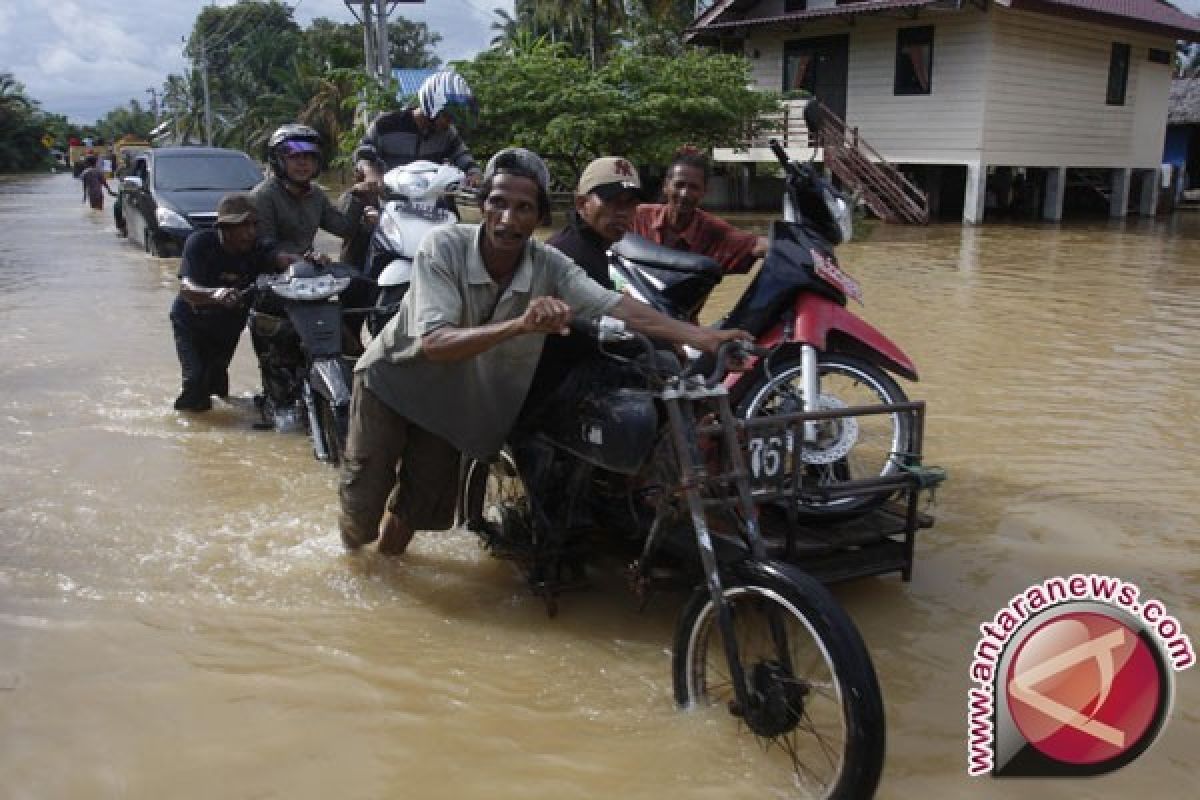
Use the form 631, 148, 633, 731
338, 376, 460, 547
170, 304, 246, 401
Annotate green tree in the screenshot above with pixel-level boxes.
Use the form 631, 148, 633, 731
93, 100, 157, 142
0, 72, 52, 172
456, 44, 778, 187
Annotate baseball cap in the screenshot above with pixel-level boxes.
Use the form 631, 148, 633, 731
216, 192, 258, 225
577, 156, 643, 200
482, 147, 551, 195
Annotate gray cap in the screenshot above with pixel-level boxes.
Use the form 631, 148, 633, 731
216, 192, 258, 225
482, 147, 551, 195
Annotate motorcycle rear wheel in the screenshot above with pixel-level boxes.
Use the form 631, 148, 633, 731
672, 561, 885, 800
738, 352, 912, 520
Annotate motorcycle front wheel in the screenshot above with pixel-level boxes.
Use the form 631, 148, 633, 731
672, 562, 885, 800
738, 352, 912, 520
459, 452, 536, 557
311, 392, 348, 466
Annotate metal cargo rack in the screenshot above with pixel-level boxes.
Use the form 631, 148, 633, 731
695, 400, 946, 585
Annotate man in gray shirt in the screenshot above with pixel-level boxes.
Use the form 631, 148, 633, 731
339, 148, 748, 556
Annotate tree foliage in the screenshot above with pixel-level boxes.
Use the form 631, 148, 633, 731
456, 42, 779, 187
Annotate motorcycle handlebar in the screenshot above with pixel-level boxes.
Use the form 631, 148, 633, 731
685, 340, 772, 388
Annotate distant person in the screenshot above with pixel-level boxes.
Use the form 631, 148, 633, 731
632, 146, 767, 275
354, 70, 482, 193
79, 155, 115, 210
169, 193, 291, 412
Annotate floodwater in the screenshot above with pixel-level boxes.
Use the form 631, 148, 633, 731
2, 172, 1198, 799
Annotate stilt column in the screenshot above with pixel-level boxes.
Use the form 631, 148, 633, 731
1110, 168, 1131, 218
963, 161, 986, 225
1043, 167, 1066, 221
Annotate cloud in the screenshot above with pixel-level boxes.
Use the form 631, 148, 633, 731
3, 0, 510, 123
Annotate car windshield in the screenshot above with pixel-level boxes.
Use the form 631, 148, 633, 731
155, 155, 261, 191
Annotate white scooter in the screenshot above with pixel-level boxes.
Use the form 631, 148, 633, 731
364, 161, 465, 335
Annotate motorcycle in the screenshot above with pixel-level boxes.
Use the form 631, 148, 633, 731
364, 160, 465, 335
609, 127, 917, 520
460, 323, 903, 799
248, 260, 356, 464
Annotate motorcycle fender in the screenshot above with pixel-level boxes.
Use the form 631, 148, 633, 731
376, 258, 413, 287
286, 302, 343, 359
308, 357, 353, 408
754, 294, 919, 381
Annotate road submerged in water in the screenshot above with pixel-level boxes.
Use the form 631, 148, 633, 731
1, 172, 1198, 799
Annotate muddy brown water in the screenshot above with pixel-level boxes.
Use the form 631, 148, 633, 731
1, 173, 1197, 799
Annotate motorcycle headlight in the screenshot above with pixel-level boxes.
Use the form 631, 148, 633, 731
824, 188, 854, 244
156, 207, 192, 230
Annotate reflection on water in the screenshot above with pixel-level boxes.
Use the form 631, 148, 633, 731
1, 174, 1198, 798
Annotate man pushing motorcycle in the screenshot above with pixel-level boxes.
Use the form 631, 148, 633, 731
339, 147, 750, 556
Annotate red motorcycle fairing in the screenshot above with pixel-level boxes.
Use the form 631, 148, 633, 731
738, 293, 919, 382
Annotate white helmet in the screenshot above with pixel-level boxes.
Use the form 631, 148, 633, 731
416, 70, 478, 127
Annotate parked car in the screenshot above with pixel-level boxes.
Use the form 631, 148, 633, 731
120, 147, 262, 257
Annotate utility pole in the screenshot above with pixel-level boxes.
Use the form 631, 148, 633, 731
145, 88, 158, 123
344, 0, 425, 87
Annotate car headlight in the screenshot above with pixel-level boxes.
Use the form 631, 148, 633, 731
156, 207, 192, 230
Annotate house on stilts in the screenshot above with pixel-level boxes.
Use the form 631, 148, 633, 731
687, 0, 1200, 223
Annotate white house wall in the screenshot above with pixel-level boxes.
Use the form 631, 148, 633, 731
737, 5, 1173, 169
982, 7, 1175, 168
745, 10, 991, 163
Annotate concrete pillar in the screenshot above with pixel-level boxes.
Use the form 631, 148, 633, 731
1137, 168, 1158, 216
963, 161, 987, 224
1043, 167, 1066, 221
1109, 168, 1131, 217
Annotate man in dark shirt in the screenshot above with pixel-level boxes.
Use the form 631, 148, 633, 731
169, 193, 291, 412
354, 70, 482, 191
521, 156, 645, 425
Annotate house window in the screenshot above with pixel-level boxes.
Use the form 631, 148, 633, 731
1107, 42, 1130, 105
784, 0, 807, 11
784, 43, 816, 94
894, 26, 934, 95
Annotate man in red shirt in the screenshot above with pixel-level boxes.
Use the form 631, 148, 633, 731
632, 147, 768, 274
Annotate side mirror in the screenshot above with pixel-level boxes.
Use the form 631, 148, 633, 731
121, 176, 143, 191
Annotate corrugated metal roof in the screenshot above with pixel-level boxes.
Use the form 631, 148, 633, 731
1002, 0, 1200, 36
693, 0, 940, 31
392, 68, 438, 100
690, 0, 1200, 38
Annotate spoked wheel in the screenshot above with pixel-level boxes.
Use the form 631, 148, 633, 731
739, 352, 912, 520
673, 562, 884, 799
460, 451, 535, 557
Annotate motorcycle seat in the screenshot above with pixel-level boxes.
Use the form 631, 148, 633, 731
611, 234, 721, 276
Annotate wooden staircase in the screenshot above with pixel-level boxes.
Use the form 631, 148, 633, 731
807, 101, 929, 224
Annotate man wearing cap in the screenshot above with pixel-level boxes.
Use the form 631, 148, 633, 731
169, 193, 292, 412
339, 148, 749, 557
519, 156, 646, 424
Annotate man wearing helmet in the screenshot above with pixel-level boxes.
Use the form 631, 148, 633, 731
252, 124, 379, 260
353, 69, 483, 191
338, 148, 749, 557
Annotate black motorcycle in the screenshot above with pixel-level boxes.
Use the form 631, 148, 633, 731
248, 260, 356, 464
459, 322, 911, 799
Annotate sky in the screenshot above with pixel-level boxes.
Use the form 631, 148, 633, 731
5, 0, 1200, 124
1, 0, 513, 124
